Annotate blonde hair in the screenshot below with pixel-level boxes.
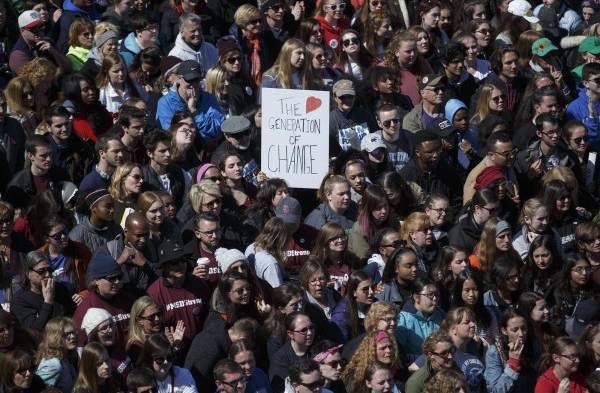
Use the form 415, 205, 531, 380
542, 167, 578, 204
109, 163, 141, 202
471, 84, 500, 124
265, 38, 313, 89
400, 212, 430, 244
364, 302, 397, 333
5, 76, 34, 116
316, 174, 348, 202
68, 17, 94, 47
520, 197, 545, 224
204, 65, 229, 102
36, 317, 75, 362
423, 369, 467, 393
189, 180, 222, 213
94, 21, 119, 38
127, 296, 161, 348
234, 4, 261, 27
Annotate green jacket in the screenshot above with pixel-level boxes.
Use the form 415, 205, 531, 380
405, 360, 434, 393
66, 46, 89, 72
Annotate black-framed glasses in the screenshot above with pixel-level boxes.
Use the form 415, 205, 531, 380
328, 234, 348, 242
492, 148, 517, 158
15, 366, 35, 375
143, 24, 158, 32
294, 325, 315, 335
322, 359, 345, 368
221, 376, 248, 388
558, 353, 580, 362
343, 37, 359, 47
48, 228, 68, 241
129, 174, 143, 182
206, 176, 223, 182
297, 379, 323, 391
103, 273, 123, 283
227, 56, 242, 64
62, 330, 77, 338
382, 118, 401, 128
326, 2, 346, 10
153, 355, 174, 365
431, 346, 455, 358
429, 207, 448, 214
32, 267, 52, 276
419, 292, 438, 300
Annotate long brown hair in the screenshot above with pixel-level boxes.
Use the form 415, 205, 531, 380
255, 217, 289, 263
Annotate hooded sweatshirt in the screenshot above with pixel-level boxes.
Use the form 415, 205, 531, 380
168, 34, 219, 75
68, 216, 122, 254
119, 32, 142, 67
396, 300, 444, 361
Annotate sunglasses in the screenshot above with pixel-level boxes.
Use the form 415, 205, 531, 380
48, 228, 68, 240
227, 56, 241, 64
382, 118, 400, 128
153, 355, 174, 365
139, 311, 161, 321
222, 376, 248, 388
343, 37, 359, 47
270, 3, 285, 11
231, 129, 251, 139
15, 366, 35, 375
298, 380, 323, 391
32, 267, 52, 276
247, 18, 262, 25
103, 273, 123, 283
326, 2, 346, 10
206, 176, 223, 182
27, 26, 44, 36
573, 136, 588, 144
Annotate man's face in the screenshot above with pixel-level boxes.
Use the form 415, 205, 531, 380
102, 139, 125, 167
217, 372, 246, 393
377, 109, 400, 137
534, 95, 560, 118
195, 219, 221, 249
445, 57, 464, 78
439, 8, 451, 30
537, 121, 561, 148
488, 141, 516, 167
28, 145, 52, 172
266, 2, 286, 21
334, 94, 354, 113
421, 84, 445, 105
137, 23, 158, 46
20, 26, 43, 46
149, 141, 171, 166
293, 370, 322, 393
125, 221, 149, 250
224, 130, 251, 150
429, 341, 454, 370
416, 140, 442, 169
181, 20, 203, 47
49, 115, 71, 141
585, 73, 600, 95
500, 51, 519, 79
124, 118, 146, 140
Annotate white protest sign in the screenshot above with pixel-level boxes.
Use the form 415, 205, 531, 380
261, 88, 330, 189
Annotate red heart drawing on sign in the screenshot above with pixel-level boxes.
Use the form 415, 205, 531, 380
306, 96, 322, 113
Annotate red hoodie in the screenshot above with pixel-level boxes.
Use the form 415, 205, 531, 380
534, 368, 587, 393
315, 15, 350, 53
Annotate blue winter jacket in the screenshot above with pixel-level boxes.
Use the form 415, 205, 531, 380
156, 88, 224, 140
395, 301, 444, 361
119, 32, 141, 67
566, 85, 600, 141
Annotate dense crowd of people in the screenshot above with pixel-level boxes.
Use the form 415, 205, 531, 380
1, 0, 600, 392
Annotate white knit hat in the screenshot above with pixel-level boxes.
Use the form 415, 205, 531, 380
215, 248, 247, 273
81, 308, 113, 336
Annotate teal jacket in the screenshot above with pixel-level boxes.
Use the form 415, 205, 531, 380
395, 301, 444, 361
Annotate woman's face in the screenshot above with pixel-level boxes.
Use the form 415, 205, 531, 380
224, 50, 242, 73
449, 251, 468, 276
568, 126, 589, 156
415, 32, 430, 55
62, 324, 78, 351
376, 76, 394, 94
290, 48, 305, 69
254, 108, 262, 128
138, 304, 162, 333
503, 316, 527, 344
228, 279, 252, 305
123, 167, 143, 195
570, 259, 591, 287
152, 352, 173, 380
327, 183, 350, 212
271, 186, 289, 207
376, 313, 397, 334
175, 123, 194, 145
307, 270, 327, 300
328, 233, 347, 253
369, 0, 386, 11
474, 23, 492, 48
414, 284, 438, 314
78, 28, 94, 48
526, 207, 548, 234
108, 63, 126, 86
496, 231, 512, 252
290, 315, 315, 347
395, 40, 417, 68
96, 319, 116, 346
32, 3, 49, 22
395, 253, 418, 283
372, 204, 389, 224
532, 245, 552, 270
554, 344, 580, 374
462, 37, 478, 61
410, 225, 433, 247
309, 25, 324, 44
79, 80, 97, 105
376, 18, 393, 40
219, 77, 230, 97
311, 48, 327, 70
530, 298, 550, 323
280, 295, 303, 314
355, 278, 375, 305
234, 350, 256, 377
471, 4, 487, 19
101, 38, 119, 57
96, 351, 111, 380
488, 87, 505, 112
375, 338, 394, 364
203, 167, 223, 186
22, 84, 34, 109
324, 0, 345, 19
145, 200, 164, 227
461, 279, 479, 306
0, 323, 14, 348
320, 351, 342, 381
426, 199, 448, 227
556, 192, 572, 213
95, 273, 123, 298
0, 213, 13, 239
47, 223, 69, 249
342, 34, 360, 55
590, 332, 600, 360
366, 369, 392, 393
454, 314, 477, 339
422, 7, 440, 30
13, 364, 33, 389
222, 155, 243, 180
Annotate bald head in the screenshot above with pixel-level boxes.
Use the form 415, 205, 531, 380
124, 212, 149, 250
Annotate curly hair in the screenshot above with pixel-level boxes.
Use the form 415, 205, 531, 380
422, 369, 467, 393
342, 330, 401, 393
18, 58, 57, 89
364, 301, 397, 333
109, 163, 141, 203
36, 317, 75, 362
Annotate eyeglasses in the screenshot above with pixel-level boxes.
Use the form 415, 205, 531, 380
326, 2, 346, 11
206, 176, 223, 183
491, 94, 506, 103
221, 376, 248, 388
343, 37, 359, 47
322, 359, 344, 368
328, 234, 347, 242
201, 199, 222, 209
129, 174, 143, 182
103, 273, 123, 283
419, 292, 438, 300
270, 3, 285, 11
32, 267, 52, 276
429, 207, 447, 214
62, 330, 77, 338
417, 226, 433, 233
139, 311, 161, 321
198, 228, 219, 236
153, 355, 174, 365
297, 380, 323, 392
231, 129, 251, 139
294, 325, 315, 335
431, 347, 455, 358
492, 148, 517, 158
227, 56, 242, 64
571, 266, 592, 274
480, 205, 499, 214
26, 26, 44, 35
231, 285, 251, 296
382, 118, 401, 128
424, 86, 445, 93
48, 228, 68, 240
310, 276, 328, 285
558, 353, 580, 362
572, 136, 588, 144
15, 366, 35, 375
143, 24, 158, 32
